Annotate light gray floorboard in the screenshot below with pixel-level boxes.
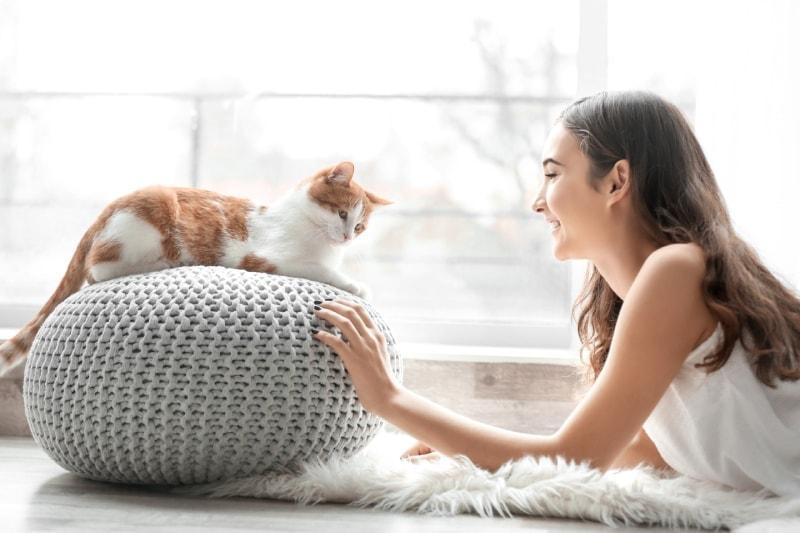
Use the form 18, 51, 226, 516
0, 437, 684, 533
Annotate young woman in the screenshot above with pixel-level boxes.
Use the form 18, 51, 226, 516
313, 91, 800, 497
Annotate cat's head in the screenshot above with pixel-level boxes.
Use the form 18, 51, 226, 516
306, 161, 392, 244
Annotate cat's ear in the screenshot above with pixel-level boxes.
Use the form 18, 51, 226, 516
366, 190, 392, 206
325, 161, 355, 185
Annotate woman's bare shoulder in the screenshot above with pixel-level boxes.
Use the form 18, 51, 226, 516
640, 242, 716, 349
647, 242, 707, 270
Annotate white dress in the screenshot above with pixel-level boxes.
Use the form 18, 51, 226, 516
643, 322, 800, 496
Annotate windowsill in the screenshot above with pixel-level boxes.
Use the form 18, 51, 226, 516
397, 342, 577, 365
1, 327, 577, 366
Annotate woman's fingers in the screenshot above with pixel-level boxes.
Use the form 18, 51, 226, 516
405, 451, 444, 463
335, 300, 386, 347
314, 330, 350, 355
400, 441, 434, 458
336, 299, 379, 332
400, 445, 417, 459
319, 300, 370, 339
315, 307, 362, 345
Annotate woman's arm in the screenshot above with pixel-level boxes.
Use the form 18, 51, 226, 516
377, 385, 560, 470
315, 243, 714, 472
607, 429, 674, 471
548, 243, 715, 468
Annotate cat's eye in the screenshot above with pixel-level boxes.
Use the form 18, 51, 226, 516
355, 223, 364, 232
338, 210, 348, 220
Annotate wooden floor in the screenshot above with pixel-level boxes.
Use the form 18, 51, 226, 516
0, 437, 687, 533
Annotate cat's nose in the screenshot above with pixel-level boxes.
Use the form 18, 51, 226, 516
343, 233, 351, 241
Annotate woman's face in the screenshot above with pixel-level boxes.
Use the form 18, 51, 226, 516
532, 122, 611, 261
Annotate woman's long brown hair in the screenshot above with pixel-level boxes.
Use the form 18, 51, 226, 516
562, 91, 800, 386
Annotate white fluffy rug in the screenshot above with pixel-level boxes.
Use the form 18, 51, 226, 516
175, 430, 800, 530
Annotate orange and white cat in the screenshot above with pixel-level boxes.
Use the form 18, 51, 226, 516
0, 161, 390, 373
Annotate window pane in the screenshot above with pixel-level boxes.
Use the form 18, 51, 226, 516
0, 1, 581, 348
5, 0, 579, 96
0, 98, 193, 204
0, 98, 193, 301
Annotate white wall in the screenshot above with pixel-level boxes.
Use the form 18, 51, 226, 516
694, 0, 800, 291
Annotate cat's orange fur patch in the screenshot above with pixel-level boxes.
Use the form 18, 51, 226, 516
239, 253, 277, 273
309, 178, 361, 213
173, 189, 253, 265
307, 162, 391, 223
223, 196, 251, 241
121, 187, 182, 262
9, 335, 27, 351
87, 240, 122, 265
115, 187, 253, 266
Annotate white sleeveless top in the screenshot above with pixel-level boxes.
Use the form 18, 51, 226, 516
643, 322, 800, 496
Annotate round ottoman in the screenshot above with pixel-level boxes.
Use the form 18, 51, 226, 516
23, 266, 402, 485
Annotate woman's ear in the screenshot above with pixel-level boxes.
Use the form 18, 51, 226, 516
607, 159, 632, 206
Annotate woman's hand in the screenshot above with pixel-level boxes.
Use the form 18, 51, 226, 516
400, 439, 444, 462
313, 298, 402, 416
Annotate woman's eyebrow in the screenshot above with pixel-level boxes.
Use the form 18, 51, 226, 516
542, 157, 565, 167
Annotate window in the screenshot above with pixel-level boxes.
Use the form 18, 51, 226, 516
0, 1, 582, 352
5, 2, 796, 356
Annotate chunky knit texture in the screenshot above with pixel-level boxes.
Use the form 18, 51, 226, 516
23, 266, 402, 485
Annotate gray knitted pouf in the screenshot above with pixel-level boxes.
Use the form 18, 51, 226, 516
23, 266, 402, 485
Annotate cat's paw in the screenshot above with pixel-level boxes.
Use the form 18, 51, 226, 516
344, 281, 372, 301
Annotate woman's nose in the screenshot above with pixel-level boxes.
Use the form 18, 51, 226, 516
532, 193, 546, 214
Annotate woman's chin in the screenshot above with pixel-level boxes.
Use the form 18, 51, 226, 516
552, 242, 570, 261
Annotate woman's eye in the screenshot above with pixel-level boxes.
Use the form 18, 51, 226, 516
338, 210, 348, 219
544, 173, 557, 180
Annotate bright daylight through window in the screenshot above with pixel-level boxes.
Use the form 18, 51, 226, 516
0, 0, 720, 354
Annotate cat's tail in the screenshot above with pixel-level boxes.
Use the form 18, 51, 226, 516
0, 220, 103, 374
